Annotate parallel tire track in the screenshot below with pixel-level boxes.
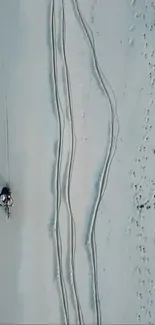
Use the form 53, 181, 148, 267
60, 1, 84, 324
72, 1, 119, 324
50, 1, 70, 324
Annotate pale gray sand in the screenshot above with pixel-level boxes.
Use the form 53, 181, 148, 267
0, 0, 155, 324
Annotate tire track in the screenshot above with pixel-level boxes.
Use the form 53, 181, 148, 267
2, 62, 11, 185
49, 1, 70, 324
72, 1, 119, 324
60, 1, 84, 324
4, 94, 10, 186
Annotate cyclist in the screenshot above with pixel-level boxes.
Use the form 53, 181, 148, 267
0, 186, 14, 207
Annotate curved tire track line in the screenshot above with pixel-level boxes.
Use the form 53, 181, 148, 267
60, 1, 84, 324
50, 1, 70, 324
72, 1, 119, 324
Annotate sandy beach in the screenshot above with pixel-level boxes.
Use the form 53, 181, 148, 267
0, 0, 155, 323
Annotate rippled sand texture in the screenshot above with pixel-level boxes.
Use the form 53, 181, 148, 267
0, 0, 155, 324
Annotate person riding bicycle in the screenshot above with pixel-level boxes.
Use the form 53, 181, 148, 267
0, 186, 14, 207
